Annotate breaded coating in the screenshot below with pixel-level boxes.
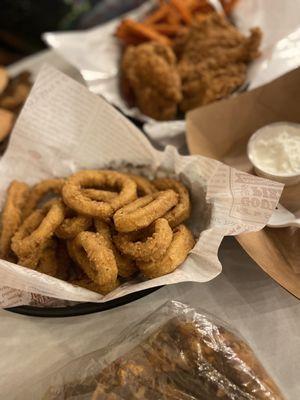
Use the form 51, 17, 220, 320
138, 224, 194, 278
122, 42, 182, 120
153, 178, 191, 227
23, 178, 65, 219
0, 181, 29, 260
113, 218, 173, 262
175, 13, 262, 111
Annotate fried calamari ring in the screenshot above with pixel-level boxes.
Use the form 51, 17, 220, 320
70, 276, 120, 295
0, 108, 15, 142
83, 174, 155, 200
82, 188, 117, 202
153, 178, 191, 227
37, 240, 59, 277
114, 218, 173, 262
0, 180, 29, 259
113, 190, 178, 232
62, 170, 137, 218
11, 200, 65, 268
23, 178, 65, 218
15, 209, 49, 268
37, 239, 71, 280
126, 173, 156, 196
55, 240, 71, 280
95, 219, 137, 278
55, 208, 92, 239
138, 224, 194, 278
69, 231, 118, 290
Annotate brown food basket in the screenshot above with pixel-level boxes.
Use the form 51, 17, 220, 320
186, 67, 300, 298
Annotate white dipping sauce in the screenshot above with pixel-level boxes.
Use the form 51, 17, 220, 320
248, 123, 300, 176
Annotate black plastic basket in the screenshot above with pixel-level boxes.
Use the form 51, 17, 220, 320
6, 286, 161, 317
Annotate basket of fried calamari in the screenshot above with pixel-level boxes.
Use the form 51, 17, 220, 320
0, 66, 282, 309
18, 301, 285, 399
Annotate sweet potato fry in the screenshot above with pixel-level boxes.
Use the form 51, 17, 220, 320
143, 4, 170, 24
194, 13, 212, 23
193, 4, 214, 14
150, 23, 183, 37
184, 0, 197, 9
115, 21, 127, 37
115, 21, 145, 45
117, 32, 145, 46
170, 0, 193, 24
185, 0, 214, 13
119, 19, 171, 46
115, 0, 237, 47
166, 7, 181, 24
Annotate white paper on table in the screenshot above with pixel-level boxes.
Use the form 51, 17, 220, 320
0, 65, 283, 308
143, 120, 187, 151
43, 0, 300, 146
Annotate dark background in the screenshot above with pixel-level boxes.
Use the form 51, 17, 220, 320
0, 0, 146, 65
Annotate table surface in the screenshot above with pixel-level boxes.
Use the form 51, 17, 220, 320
1, 50, 300, 400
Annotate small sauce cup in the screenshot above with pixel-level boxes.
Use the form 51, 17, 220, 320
247, 122, 300, 186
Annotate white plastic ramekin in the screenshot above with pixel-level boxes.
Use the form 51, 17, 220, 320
247, 122, 300, 186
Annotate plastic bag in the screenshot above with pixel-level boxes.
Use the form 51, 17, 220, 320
21, 301, 285, 400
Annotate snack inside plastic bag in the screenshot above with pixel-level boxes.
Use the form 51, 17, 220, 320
23, 301, 285, 399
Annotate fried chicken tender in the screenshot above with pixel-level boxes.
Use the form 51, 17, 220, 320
122, 42, 182, 120
175, 13, 262, 111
